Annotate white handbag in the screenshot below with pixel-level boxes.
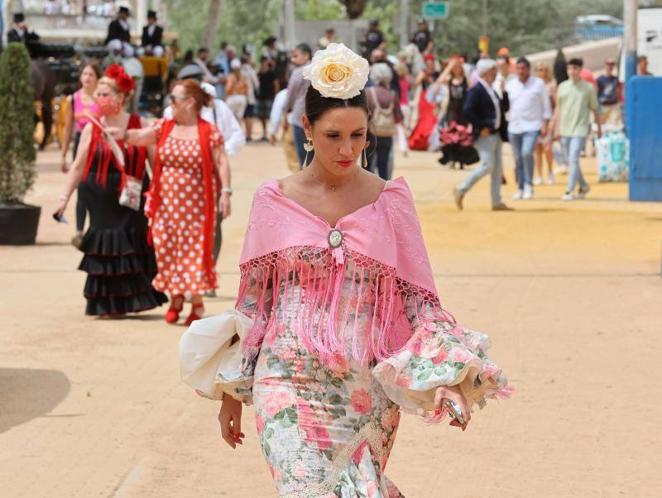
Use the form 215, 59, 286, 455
118, 174, 142, 211
178, 309, 254, 401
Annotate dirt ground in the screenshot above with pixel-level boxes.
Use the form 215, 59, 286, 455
1, 141, 661, 498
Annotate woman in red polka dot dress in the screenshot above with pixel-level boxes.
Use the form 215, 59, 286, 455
115, 80, 232, 325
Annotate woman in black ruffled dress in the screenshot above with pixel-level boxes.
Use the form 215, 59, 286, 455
55, 65, 166, 316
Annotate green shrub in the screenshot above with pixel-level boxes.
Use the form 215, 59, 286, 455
0, 43, 36, 204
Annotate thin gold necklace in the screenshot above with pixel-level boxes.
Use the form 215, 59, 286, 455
308, 166, 357, 192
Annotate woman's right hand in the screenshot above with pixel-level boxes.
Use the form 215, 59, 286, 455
53, 198, 68, 220
218, 394, 245, 449
60, 156, 69, 173
434, 385, 471, 431
104, 126, 125, 141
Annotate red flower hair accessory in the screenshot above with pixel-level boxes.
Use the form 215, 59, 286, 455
104, 64, 136, 94
116, 72, 135, 94
105, 63, 123, 79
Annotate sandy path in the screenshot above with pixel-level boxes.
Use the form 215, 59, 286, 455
1, 143, 661, 497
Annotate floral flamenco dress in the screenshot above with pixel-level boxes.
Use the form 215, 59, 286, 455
78, 115, 167, 315
180, 177, 511, 497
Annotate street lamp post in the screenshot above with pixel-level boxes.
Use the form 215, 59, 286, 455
399, 0, 409, 49
623, 0, 637, 83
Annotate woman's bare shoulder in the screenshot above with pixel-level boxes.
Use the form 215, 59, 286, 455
357, 168, 386, 195
277, 170, 308, 194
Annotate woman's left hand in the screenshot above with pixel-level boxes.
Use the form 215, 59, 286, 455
220, 192, 231, 219
433, 385, 471, 431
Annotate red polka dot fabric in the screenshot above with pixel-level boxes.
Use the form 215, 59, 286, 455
151, 119, 222, 296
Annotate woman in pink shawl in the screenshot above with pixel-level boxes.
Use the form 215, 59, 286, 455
180, 44, 511, 497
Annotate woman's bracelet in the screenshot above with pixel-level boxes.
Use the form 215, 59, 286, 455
59, 193, 70, 202
221, 187, 233, 195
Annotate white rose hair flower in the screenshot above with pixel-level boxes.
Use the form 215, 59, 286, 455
302, 43, 370, 100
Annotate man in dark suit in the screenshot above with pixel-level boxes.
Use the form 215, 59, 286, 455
105, 6, 132, 55
7, 13, 41, 57
453, 58, 512, 211
141, 10, 164, 57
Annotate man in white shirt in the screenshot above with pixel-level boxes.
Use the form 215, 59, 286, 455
506, 57, 552, 200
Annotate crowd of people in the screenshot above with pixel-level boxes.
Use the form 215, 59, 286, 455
8, 9, 653, 496
13, 10, 646, 323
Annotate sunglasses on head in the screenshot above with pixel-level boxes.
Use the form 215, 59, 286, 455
170, 94, 189, 103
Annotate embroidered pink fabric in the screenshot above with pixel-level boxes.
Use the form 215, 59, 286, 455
236, 177, 457, 368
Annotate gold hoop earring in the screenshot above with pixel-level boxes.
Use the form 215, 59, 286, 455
303, 138, 314, 167
362, 147, 368, 168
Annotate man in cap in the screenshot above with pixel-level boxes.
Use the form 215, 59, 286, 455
453, 59, 512, 211
141, 10, 164, 57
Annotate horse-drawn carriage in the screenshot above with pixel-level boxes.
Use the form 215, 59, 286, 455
29, 43, 168, 149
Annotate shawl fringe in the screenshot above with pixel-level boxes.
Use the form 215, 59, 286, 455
236, 246, 455, 369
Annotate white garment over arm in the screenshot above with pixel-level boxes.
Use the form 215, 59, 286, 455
268, 89, 290, 137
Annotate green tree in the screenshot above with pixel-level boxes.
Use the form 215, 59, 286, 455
297, 0, 345, 19
0, 43, 36, 204
415, 0, 623, 57
165, 0, 624, 57
166, 0, 282, 55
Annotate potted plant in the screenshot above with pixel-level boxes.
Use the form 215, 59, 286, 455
0, 43, 39, 245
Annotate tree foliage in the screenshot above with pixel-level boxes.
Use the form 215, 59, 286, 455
166, 0, 282, 54
165, 0, 623, 57
0, 43, 36, 204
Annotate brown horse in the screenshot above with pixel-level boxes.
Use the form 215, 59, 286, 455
31, 59, 57, 150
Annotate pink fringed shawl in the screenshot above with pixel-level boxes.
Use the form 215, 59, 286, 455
236, 176, 455, 368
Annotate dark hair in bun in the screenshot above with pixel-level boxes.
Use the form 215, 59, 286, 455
304, 86, 369, 125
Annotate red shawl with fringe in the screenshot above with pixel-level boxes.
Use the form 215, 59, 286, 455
83, 114, 146, 191
145, 118, 218, 289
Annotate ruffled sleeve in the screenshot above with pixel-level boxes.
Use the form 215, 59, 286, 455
372, 294, 511, 421
178, 263, 273, 405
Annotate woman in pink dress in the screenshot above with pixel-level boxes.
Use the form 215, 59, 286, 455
179, 44, 510, 497
61, 63, 102, 245
117, 79, 232, 325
